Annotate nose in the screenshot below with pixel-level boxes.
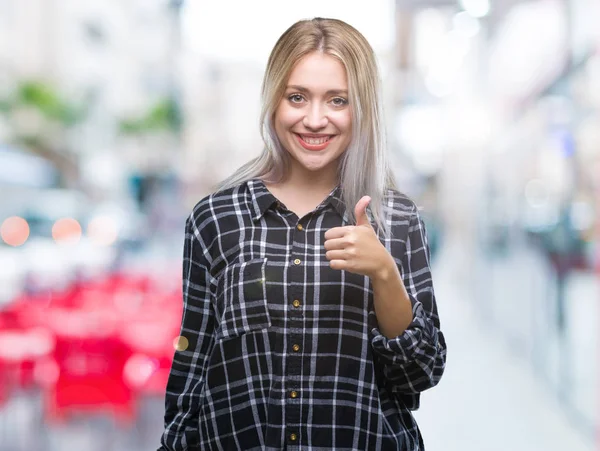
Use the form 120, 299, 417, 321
302, 103, 328, 130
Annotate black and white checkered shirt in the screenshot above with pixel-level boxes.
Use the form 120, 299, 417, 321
158, 178, 446, 451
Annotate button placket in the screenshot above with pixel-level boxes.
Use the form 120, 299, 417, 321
286, 219, 305, 446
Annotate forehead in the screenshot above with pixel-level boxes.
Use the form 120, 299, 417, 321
286, 52, 348, 90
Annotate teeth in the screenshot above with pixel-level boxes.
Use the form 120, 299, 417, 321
301, 135, 330, 145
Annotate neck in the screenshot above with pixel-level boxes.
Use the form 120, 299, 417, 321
283, 164, 339, 194
285, 175, 337, 194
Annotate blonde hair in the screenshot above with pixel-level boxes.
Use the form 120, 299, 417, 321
216, 17, 398, 237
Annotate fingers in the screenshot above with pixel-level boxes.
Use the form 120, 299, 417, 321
328, 259, 346, 271
324, 226, 351, 240
323, 237, 346, 251
325, 249, 348, 261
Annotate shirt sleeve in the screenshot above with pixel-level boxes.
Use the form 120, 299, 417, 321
158, 216, 216, 451
370, 205, 447, 395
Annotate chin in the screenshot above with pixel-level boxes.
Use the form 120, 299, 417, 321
300, 159, 337, 173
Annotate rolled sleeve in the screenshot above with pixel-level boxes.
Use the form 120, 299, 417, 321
371, 206, 447, 396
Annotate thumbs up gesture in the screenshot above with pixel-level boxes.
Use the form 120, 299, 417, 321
324, 195, 396, 280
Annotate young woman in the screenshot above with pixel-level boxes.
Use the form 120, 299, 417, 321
158, 17, 446, 451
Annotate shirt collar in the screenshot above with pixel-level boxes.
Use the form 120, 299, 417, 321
247, 178, 278, 221
247, 178, 348, 222
327, 185, 349, 221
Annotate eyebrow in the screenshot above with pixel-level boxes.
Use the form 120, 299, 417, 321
286, 85, 348, 96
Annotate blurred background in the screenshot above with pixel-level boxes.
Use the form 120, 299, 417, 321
0, 0, 598, 450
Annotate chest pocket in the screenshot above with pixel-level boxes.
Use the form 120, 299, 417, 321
214, 258, 272, 341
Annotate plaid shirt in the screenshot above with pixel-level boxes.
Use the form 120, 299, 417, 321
158, 178, 446, 451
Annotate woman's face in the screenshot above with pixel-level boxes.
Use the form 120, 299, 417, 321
274, 51, 352, 183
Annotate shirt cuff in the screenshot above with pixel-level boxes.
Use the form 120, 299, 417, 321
370, 295, 439, 363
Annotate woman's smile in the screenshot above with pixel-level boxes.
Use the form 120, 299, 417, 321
294, 133, 336, 151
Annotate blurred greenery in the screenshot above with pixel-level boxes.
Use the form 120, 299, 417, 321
0, 81, 86, 126
119, 96, 181, 135
17, 81, 85, 126
0, 80, 87, 185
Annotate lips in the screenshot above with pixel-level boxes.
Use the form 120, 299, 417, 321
295, 133, 335, 151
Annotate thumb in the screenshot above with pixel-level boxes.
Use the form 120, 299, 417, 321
354, 196, 372, 227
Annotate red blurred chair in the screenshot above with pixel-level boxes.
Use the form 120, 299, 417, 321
42, 307, 135, 425
1, 268, 183, 427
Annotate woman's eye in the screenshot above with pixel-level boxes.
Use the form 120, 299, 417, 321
289, 94, 304, 103
331, 97, 348, 106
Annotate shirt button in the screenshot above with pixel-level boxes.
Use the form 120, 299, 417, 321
296, 224, 304, 231
292, 299, 301, 308
292, 344, 300, 352
293, 258, 301, 265
290, 390, 298, 399
289, 433, 297, 441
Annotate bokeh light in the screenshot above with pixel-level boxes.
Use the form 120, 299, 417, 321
1, 216, 30, 246
52, 218, 82, 244
123, 354, 158, 388
87, 215, 119, 246
173, 335, 189, 352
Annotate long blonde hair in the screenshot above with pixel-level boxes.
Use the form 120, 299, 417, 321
216, 17, 398, 237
